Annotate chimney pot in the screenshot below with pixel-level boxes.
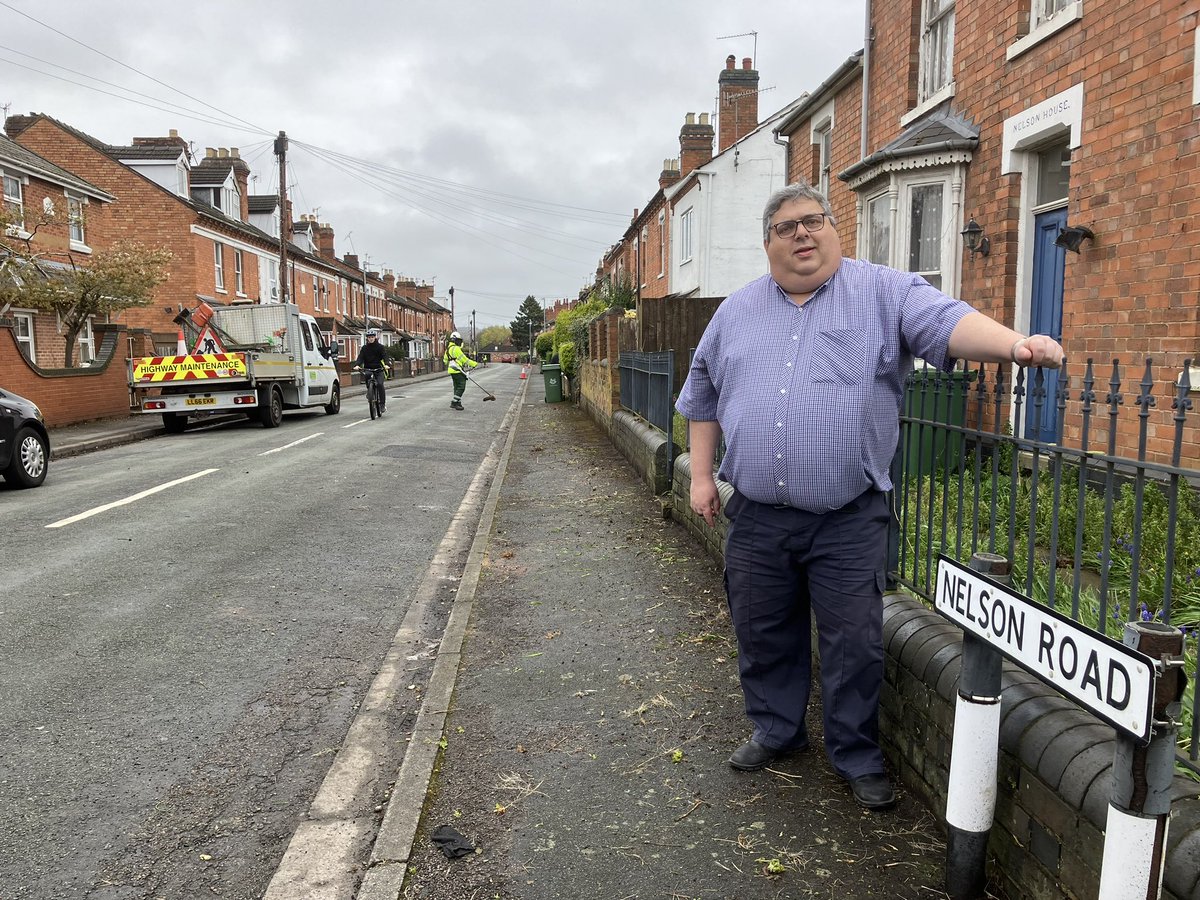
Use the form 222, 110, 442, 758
699, 112, 710, 126
205, 147, 216, 158
218, 147, 229, 158
686, 112, 696, 125
743, 57, 752, 70
231, 148, 240, 158
169, 129, 178, 138
726, 55, 736, 69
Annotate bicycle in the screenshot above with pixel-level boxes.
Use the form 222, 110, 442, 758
354, 365, 389, 420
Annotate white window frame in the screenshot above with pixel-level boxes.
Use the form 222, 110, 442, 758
66, 193, 89, 250
221, 185, 238, 219
903, 180, 949, 291
1008, 0, 1083, 61
14, 310, 35, 362
1034, 0, 1076, 27
814, 119, 833, 199
864, 190, 894, 266
679, 207, 694, 264
214, 241, 226, 292
3, 171, 25, 232
76, 317, 96, 365
260, 257, 280, 302
234, 248, 245, 295
919, 0, 956, 104
857, 167, 965, 297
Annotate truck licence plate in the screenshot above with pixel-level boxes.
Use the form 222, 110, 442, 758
186, 397, 217, 406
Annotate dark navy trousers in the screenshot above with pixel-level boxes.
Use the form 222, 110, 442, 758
723, 487, 889, 780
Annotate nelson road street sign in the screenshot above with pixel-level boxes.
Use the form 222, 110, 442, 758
935, 555, 1156, 743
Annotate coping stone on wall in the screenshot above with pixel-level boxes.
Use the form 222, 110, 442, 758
662, 472, 1200, 900
611, 409, 673, 494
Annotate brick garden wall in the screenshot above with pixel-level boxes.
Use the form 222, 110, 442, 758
668, 450, 1200, 900
0, 320, 151, 427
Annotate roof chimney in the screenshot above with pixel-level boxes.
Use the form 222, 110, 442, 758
680, 112, 714, 176
131, 131, 188, 150
659, 158, 681, 190
3, 114, 36, 138
718, 54, 760, 152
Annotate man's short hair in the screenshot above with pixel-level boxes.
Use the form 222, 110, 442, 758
762, 183, 837, 242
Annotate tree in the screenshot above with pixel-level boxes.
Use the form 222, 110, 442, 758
478, 324, 511, 349
509, 295, 544, 354
0, 207, 172, 366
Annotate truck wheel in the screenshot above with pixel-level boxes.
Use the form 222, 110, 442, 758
324, 382, 341, 415
3, 426, 48, 488
162, 412, 188, 434
259, 385, 283, 428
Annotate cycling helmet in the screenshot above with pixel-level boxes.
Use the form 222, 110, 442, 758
365, 328, 379, 337
449, 331, 463, 344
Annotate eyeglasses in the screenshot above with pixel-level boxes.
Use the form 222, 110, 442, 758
770, 214, 829, 239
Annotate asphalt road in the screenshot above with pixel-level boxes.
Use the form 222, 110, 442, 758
0, 368, 514, 900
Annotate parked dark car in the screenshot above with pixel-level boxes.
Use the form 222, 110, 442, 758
0, 388, 49, 488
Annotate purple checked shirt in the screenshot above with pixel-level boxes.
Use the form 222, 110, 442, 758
675, 257, 974, 513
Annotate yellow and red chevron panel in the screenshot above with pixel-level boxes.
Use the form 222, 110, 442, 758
132, 353, 248, 383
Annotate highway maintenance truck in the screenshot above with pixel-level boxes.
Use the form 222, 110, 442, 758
128, 302, 341, 433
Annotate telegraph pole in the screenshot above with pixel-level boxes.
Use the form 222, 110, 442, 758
274, 131, 289, 303
470, 309, 476, 355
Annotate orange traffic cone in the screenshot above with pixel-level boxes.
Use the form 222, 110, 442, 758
520, 366, 527, 380
176, 329, 188, 355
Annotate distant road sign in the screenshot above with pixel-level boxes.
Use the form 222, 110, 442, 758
935, 555, 1155, 742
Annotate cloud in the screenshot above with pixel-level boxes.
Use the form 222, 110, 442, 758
0, 0, 865, 327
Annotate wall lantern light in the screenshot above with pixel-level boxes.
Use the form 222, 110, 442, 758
961, 217, 990, 258
1055, 224, 1095, 254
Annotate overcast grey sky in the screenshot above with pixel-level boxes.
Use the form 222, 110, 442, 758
0, 0, 865, 330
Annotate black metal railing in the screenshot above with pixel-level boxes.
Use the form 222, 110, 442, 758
618, 350, 676, 466
892, 357, 1199, 770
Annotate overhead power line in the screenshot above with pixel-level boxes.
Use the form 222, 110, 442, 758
0, 0, 270, 137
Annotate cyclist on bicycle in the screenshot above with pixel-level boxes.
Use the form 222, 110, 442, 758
353, 328, 390, 415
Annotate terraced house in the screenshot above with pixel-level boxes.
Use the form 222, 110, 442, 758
0, 130, 115, 368
2, 113, 452, 425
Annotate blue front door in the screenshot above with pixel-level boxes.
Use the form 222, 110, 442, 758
1025, 208, 1067, 442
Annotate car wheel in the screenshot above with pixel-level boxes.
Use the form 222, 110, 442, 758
259, 385, 283, 428
324, 382, 341, 415
3, 426, 48, 488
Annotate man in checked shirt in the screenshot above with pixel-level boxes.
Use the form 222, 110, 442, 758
675, 182, 1063, 810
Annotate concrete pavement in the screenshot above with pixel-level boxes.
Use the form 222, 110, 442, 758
42, 366, 951, 900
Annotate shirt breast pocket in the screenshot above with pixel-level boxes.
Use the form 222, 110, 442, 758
809, 328, 868, 384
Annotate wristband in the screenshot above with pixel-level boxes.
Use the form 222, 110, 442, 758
1010, 337, 1027, 363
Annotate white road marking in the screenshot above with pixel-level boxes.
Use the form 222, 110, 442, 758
342, 419, 370, 428
46, 468, 220, 529
257, 433, 324, 456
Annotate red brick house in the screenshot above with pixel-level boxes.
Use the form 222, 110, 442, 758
774, 2, 1199, 461
0, 130, 116, 368
5, 116, 346, 354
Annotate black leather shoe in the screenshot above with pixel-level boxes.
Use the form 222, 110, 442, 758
728, 739, 808, 772
848, 773, 896, 810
